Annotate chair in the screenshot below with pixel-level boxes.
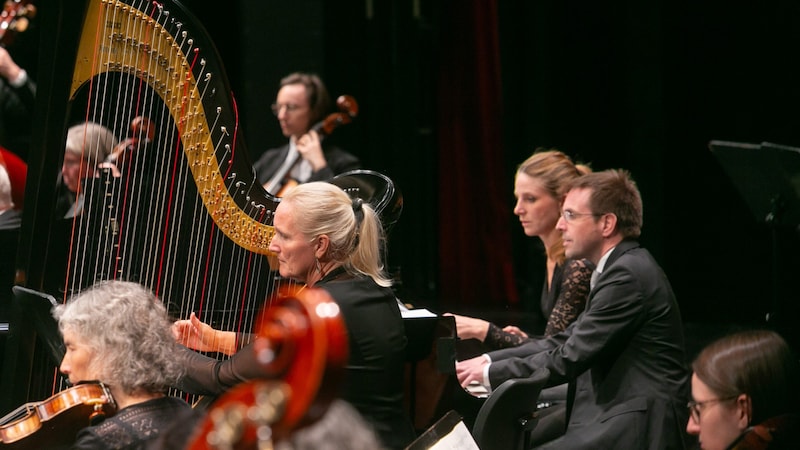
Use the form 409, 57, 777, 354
471, 368, 551, 450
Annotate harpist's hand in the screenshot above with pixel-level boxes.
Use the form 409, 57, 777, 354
456, 355, 490, 388
172, 312, 236, 355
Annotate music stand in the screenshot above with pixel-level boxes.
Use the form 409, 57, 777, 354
0, 286, 64, 413
709, 140, 800, 322
11, 286, 64, 365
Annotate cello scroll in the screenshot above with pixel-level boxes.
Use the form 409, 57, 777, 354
185, 286, 348, 449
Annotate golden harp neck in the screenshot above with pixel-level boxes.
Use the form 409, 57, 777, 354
73, 0, 277, 253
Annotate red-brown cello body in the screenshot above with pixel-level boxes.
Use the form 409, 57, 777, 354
185, 286, 349, 449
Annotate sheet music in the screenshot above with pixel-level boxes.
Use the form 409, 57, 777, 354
427, 421, 480, 450
401, 308, 437, 318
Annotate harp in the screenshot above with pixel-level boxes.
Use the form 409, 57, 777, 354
1, 0, 285, 410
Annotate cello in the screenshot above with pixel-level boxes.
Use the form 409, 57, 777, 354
184, 285, 348, 449
263, 95, 359, 196
0, 382, 116, 449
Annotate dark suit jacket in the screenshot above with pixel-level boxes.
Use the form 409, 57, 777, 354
0, 76, 36, 160
252, 142, 361, 186
488, 240, 690, 449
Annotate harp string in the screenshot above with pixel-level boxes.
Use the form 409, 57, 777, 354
59, 0, 280, 382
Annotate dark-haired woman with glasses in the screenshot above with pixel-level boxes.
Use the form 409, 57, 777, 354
687, 329, 800, 449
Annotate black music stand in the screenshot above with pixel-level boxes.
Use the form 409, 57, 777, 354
0, 286, 64, 414
709, 140, 800, 323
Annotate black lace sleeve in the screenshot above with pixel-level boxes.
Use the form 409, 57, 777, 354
544, 258, 593, 336
483, 322, 529, 350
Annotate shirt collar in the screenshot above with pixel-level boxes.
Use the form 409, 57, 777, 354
595, 246, 615, 275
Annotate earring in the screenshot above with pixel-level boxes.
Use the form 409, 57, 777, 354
315, 258, 322, 274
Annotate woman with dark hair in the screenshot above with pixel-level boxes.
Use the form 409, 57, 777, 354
687, 329, 800, 449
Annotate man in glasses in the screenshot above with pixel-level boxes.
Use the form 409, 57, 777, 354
456, 169, 689, 449
252, 72, 360, 196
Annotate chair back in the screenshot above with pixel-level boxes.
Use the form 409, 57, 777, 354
471, 368, 550, 450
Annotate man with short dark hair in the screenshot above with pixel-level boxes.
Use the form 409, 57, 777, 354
253, 72, 360, 195
457, 169, 689, 449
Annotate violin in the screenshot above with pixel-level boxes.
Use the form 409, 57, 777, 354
264, 95, 359, 196
185, 286, 348, 449
0, 382, 117, 449
0, 0, 36, 48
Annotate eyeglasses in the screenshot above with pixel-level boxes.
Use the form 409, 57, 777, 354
561, 210, 604, 223
687, 396, 738, 424
270, 103, 304, 116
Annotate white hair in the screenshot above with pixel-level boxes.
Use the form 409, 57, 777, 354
65, 122, 119, 164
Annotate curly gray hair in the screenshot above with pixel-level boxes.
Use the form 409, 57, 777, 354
52, 280, 184, 395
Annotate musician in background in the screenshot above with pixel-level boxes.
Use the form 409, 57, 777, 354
0, 162, 20, 313
686, 329, 800, 450
53, 280, 196, 449
174, 181, 416, 449
0, 46, 35, 161
0, 161, 19, 229
253, 72, 360, 195
54, 122, 119, 218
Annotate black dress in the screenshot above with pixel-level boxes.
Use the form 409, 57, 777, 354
177, 268, 416, 450
483, 258, 592, 348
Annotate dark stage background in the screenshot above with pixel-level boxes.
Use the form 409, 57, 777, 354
171, 0, 800, 353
